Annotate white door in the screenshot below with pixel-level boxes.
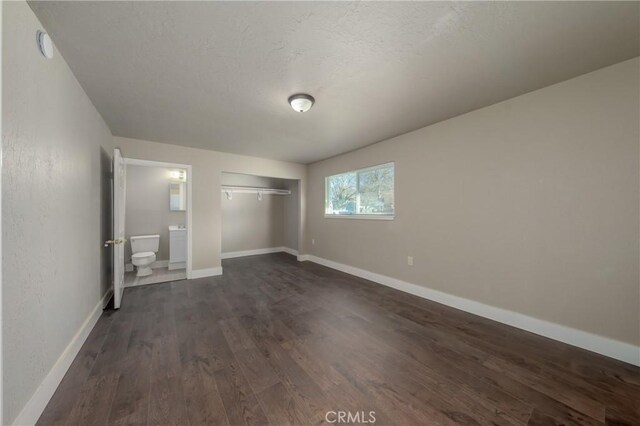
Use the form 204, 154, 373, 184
112, 148, 126, 309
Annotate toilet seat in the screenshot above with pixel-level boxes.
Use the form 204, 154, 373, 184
132, 251, 155, 260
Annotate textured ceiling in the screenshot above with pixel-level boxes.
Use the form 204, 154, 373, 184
30, 1, 639, 164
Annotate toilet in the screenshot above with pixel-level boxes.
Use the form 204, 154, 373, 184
130, 235, 160, 277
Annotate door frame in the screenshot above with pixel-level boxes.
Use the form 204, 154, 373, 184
122, 158, 194, 279
0, 2, 4, 420
113, 148, 126, 308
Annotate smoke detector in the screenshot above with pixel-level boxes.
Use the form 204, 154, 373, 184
36, 30, 54, 59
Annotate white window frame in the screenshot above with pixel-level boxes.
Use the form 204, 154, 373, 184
324, 162, 395, 220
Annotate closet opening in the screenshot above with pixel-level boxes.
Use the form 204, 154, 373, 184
221, 172, 300, 260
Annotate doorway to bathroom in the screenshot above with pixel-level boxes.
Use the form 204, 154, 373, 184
119, 158, 192, 291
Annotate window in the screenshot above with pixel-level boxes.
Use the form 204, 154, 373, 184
325, 162, 394, 219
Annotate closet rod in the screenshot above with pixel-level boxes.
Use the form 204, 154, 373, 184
220, 185, 291, 195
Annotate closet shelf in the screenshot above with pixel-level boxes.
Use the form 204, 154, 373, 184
221, 185, 291, 196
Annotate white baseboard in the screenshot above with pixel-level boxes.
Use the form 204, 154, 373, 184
125, 259, 169, 273
190, 267, 223, 279
101, 289, 113, 309
12, 289, 112, 425
297, 254, 310, 262
222, 247, 298, 259
281, 247, 299, 256
302, 255, 640, 367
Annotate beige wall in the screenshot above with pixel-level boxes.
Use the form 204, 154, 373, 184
115, 137, 307, 271
2, 1, 114, 423
222, 194, 285, 252
307, 58, 640, 345
125, 165, 186, 261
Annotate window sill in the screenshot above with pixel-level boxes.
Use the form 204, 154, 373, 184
324, 214, 395, 221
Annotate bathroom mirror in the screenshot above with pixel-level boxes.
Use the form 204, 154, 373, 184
169, 182, 186, 211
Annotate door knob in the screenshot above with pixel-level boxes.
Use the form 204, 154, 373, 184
104, 238, 127, 247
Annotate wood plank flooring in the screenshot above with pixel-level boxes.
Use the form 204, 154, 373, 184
38, 253, 640, 425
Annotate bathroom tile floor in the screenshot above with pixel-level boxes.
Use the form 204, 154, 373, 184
124, 267, 186, 287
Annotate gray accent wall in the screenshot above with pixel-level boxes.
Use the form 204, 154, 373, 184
2, 1, 114, 422
124, 165, 186, 262
306, 58, 640, 346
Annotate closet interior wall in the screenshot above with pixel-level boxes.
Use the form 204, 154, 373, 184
221, 173, 299, 254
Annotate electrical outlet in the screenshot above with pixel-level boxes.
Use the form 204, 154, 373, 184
311, 238, 316, 246
407, 256, 414, 266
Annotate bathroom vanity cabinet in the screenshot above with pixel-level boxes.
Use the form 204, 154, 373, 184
169, 226, 187, 270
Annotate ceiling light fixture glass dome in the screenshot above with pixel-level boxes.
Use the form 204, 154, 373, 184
288, 94, 315, 113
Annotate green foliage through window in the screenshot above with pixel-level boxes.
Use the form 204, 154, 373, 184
325, 163, 394, 217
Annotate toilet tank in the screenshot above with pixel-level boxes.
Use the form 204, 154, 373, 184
130, 235, 160, 254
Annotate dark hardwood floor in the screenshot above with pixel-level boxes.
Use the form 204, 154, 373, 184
38, 253, 640, 425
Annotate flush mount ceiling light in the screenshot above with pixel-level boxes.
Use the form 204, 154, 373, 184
288, 94, 315, 113
36, 30, 54, 59
169, 170, 186, 181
